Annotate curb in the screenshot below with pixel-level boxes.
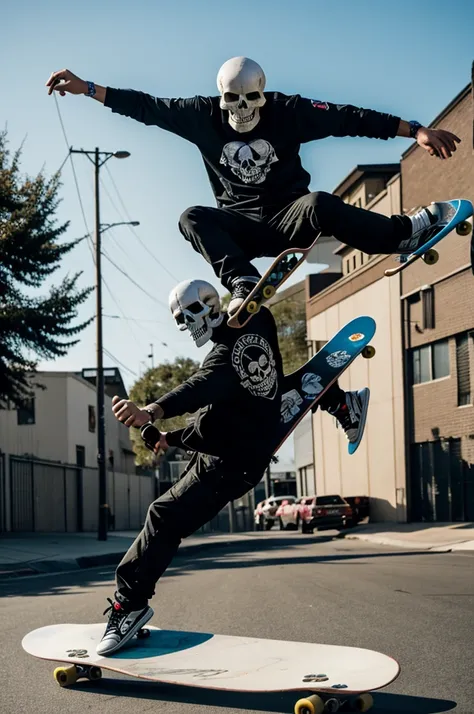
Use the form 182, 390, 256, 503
339, 532, 474, 552
0, 536, 240, 581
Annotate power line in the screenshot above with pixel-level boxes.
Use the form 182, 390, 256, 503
103, 164, 179, 283
102, 250, 169, 310
52, 93, 95, 264
103, 347, 137, 376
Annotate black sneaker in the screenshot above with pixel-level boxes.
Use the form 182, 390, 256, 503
395, 202, 452, 254
328, 388, 370, 455
96, 598, 154, 656
228, 276, 260, 316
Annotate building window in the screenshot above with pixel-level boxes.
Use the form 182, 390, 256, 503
353, 255, 356, 270
88, 405, 96, 433
360, 253, 364, 265
76, 445, 85, 467
17, 398, 35, 425
412, 339, 449, 384
346, 259, 350, 274
422, 287, 435, 330
456, 333, 471, 406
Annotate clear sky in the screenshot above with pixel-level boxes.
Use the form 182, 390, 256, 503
3, 0, 473, 467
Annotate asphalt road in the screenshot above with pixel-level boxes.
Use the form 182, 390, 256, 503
1, 531, 473, 714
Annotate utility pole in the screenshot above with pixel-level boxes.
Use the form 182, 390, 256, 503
70, 147, 132, 541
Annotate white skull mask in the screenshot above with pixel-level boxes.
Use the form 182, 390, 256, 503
169, 279, 224, 348
217, 57, 266, 133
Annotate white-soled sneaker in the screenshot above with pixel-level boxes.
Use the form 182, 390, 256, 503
227, 276, 260, 316
395, 202, 453, 254
329, 388, 370, 455
96, 598, 153, 656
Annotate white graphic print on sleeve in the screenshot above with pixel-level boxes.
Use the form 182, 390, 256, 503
220, 139, 278, 185
232, 334, 278, 400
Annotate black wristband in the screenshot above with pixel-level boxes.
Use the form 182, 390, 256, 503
409, 120, 422, 139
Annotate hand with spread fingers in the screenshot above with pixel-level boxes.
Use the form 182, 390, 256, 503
112, 395, 151, 428
416, 127, 461, 159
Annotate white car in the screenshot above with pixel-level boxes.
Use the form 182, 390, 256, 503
254, 496, 295, 530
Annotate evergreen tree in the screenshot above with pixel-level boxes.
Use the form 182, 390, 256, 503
0, 131, 93, 406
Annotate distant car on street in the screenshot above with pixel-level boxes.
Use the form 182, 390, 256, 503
276, 495, 353, 533
254, 496, 297, 530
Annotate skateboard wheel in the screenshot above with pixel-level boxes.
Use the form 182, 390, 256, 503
87, 666, 102, 681
422, 249, 438, 265
361, 345, 376, 359
247, 300, 260, 314
456, 220, 472, 236
294, 694, 325, 714
350, 693, 374, 711
136, 628, 151, 639
53, 665, 78, 687
262, 284, 276, 299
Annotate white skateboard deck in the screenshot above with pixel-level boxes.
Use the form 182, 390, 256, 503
22, 624, 400, 695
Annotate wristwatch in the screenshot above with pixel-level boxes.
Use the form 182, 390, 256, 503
409, 120, 423, 139
143, 408, 157, 423
85, 81, 96, 98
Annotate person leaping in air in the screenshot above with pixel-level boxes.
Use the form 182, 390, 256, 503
45, 57, 457, 445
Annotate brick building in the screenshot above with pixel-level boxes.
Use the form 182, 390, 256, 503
400, 82, 474, 521
297, 72, 474, 523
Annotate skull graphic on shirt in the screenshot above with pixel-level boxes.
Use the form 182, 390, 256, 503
220, 139, 278, 185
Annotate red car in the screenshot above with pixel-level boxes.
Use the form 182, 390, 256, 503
277, 495, 353, 533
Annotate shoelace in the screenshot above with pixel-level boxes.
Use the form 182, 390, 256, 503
103, 598, 123, 630
232, 281, 253, 299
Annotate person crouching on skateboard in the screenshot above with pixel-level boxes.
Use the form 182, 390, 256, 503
98, 279, 369, 655
47, 60, 459, 316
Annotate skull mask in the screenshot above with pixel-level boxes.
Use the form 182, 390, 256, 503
217, 57, 266, 133
169, 279, 224, 348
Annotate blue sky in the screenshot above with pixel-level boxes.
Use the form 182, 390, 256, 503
2, 0, 473, 464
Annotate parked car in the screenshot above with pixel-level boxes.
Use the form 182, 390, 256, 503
254, 496, 296, 530
277, 495, 353, 533
344, 496, 370, 525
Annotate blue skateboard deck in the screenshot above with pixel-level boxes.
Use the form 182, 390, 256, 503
271, 316, 376, 455
385, 199, 473, 277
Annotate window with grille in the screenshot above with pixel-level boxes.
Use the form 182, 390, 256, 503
17, 398, 35, 425
456, 333, 471, 405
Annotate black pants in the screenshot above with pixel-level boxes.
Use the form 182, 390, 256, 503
178, 191, 410, 289
115, 453, 265, 608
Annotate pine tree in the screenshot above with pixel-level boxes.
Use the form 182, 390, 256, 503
0, 131, 93, 406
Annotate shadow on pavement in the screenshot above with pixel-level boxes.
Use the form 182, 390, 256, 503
1, 534, 442, 599
74, 678, 456, 713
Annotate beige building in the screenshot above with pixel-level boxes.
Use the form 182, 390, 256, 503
303, 166, 406, 521
0, 369, 153, 532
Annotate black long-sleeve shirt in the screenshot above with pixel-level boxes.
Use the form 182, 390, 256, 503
105, 88, 400, 209
155, 307, 283, 461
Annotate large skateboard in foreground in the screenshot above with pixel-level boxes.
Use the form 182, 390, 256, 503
384, 198, 472, 277
228, 234, 320, 329
22, 624, 400, 713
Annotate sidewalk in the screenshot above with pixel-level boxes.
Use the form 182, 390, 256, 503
340, 521, 474, 552
0, 531, 259, 579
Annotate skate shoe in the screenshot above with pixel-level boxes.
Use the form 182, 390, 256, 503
96, 598, 153, 656
227, 276, 260, 316
395, 204, 442, 254
329, 388, 370, 455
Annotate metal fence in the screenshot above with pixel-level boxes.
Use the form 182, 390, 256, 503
410, 439, 474, 522
7, 455, 154, 533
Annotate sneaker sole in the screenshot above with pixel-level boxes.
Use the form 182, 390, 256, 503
348, 388, 370, 456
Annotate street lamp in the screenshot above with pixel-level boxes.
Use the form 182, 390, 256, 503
70, 146, 135, 542
101, 221, 140, 233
